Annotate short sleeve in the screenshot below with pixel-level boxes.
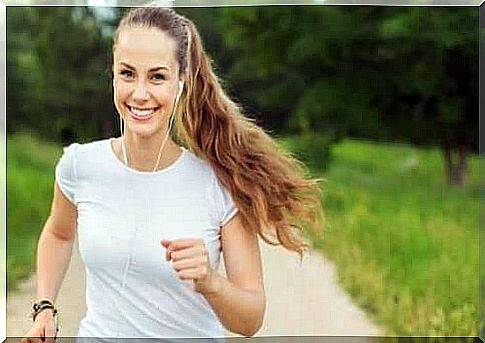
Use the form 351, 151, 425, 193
209, 171, 238, 228
55, 143, 80, 204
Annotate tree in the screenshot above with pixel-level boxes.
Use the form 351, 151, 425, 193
7, 7, 39, 134
218, 6, 391, 169
375, 7, 478, 187
217, 6, 478, 185
8, 7, 116, 143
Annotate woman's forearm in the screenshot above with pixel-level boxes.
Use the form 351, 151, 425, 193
35, 218, 75, 302
198, 271, 266, 337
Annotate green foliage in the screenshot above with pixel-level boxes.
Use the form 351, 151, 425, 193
7, 133, 61, 290
7, 8, 41, 134
376, 8, 478, 150
284, 134, 332, 172
304, 139, 480, 335
7, 7, 116, 143
218, 7, 388, 137
217, 6, 478, 170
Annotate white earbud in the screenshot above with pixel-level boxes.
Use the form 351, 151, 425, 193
175, 80, 184, 104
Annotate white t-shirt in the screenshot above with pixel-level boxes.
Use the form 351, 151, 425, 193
55, 138, 238, 339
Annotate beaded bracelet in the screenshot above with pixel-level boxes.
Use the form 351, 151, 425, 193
31, 299, 60, 335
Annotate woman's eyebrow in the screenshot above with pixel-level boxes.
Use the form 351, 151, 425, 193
119, 62, 171, 73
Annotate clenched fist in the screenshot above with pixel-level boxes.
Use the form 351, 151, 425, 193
161, 238, 220, 294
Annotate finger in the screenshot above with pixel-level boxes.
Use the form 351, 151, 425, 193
44, 327, 56, 343
168, 238, 204, 251
161, 240, 172, 261
172, 256, 206, 272
21, 335, 32, 343
23, 328, 43, 343
162, 238, 204, 261
25, 334, 38, 343
170, 246, 207, 262
24, 333, 40, 343
176, 266, 208, 281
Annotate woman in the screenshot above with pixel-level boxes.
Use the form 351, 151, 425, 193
21, 5, 323, 341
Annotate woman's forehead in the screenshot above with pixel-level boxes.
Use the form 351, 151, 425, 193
114, 26, 179, 71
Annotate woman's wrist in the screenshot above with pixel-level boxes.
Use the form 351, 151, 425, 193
35, 296, 55, 303
34, 308, 55, 322
31, 297, 57, 322
196, 270, 223, 296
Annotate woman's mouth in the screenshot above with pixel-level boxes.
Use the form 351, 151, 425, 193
126, 105, 160, 121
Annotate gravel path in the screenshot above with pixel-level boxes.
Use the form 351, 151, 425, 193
7, 239, 382, 337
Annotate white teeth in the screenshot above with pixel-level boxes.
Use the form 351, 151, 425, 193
129, 106, 156, 117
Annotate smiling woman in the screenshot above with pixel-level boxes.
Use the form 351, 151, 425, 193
113, 27, 180, 148
112, 26, 185, 171
21, 5, 324, 341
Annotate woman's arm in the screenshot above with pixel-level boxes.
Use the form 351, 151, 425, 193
36, 182, 78, 301
162, 214, 266, 337
200, 214, 266, 337
22, 182, 77, 343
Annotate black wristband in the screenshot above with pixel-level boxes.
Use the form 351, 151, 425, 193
32, 299, 57, 322
33, 299, 54, 311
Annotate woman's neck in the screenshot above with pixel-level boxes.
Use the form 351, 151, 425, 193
116, 134, 182, 172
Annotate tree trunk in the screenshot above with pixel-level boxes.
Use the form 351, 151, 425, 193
442, 143, 468, 188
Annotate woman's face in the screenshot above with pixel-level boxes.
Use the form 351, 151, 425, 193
113, 26, 181, 140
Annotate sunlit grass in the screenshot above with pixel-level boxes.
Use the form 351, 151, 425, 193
298, 138, 481, 336
7, 132, 61, 290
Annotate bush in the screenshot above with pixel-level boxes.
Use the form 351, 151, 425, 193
286, 134, 333, 172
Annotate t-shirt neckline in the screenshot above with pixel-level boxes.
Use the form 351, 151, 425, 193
107, 137, 186, 176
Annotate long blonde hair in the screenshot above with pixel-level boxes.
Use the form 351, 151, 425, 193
114, 6, 324, 257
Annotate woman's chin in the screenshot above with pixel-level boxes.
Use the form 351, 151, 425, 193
124, 126, 163, 140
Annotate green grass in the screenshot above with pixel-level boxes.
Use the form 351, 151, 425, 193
293, 138, 481, 336
7, 132, 62, 290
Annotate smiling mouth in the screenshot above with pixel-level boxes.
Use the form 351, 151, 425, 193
126, 105, 160, 120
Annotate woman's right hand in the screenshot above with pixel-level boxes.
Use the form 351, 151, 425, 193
21, 309, 57, 343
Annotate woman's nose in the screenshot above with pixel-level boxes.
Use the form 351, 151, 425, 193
132, 82, 150, 101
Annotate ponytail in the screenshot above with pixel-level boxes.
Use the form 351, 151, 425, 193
175, 21, 324, 257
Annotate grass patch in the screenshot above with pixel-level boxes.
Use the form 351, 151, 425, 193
7, 132, 62, 290
294, 138, 480, 336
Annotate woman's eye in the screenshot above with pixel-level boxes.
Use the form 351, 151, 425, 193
152, 73, 166, 81
120, 70, 133, 78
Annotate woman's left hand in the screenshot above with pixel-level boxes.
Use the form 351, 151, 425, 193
161, 238, 219, 294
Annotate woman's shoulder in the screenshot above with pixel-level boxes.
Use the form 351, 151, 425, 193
182, 148, 217, 178
62, 138, 110, 156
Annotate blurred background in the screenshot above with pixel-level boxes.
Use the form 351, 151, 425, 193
6, 5, 480, 336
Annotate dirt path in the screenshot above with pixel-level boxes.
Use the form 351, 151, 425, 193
7, 239, 382, 337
